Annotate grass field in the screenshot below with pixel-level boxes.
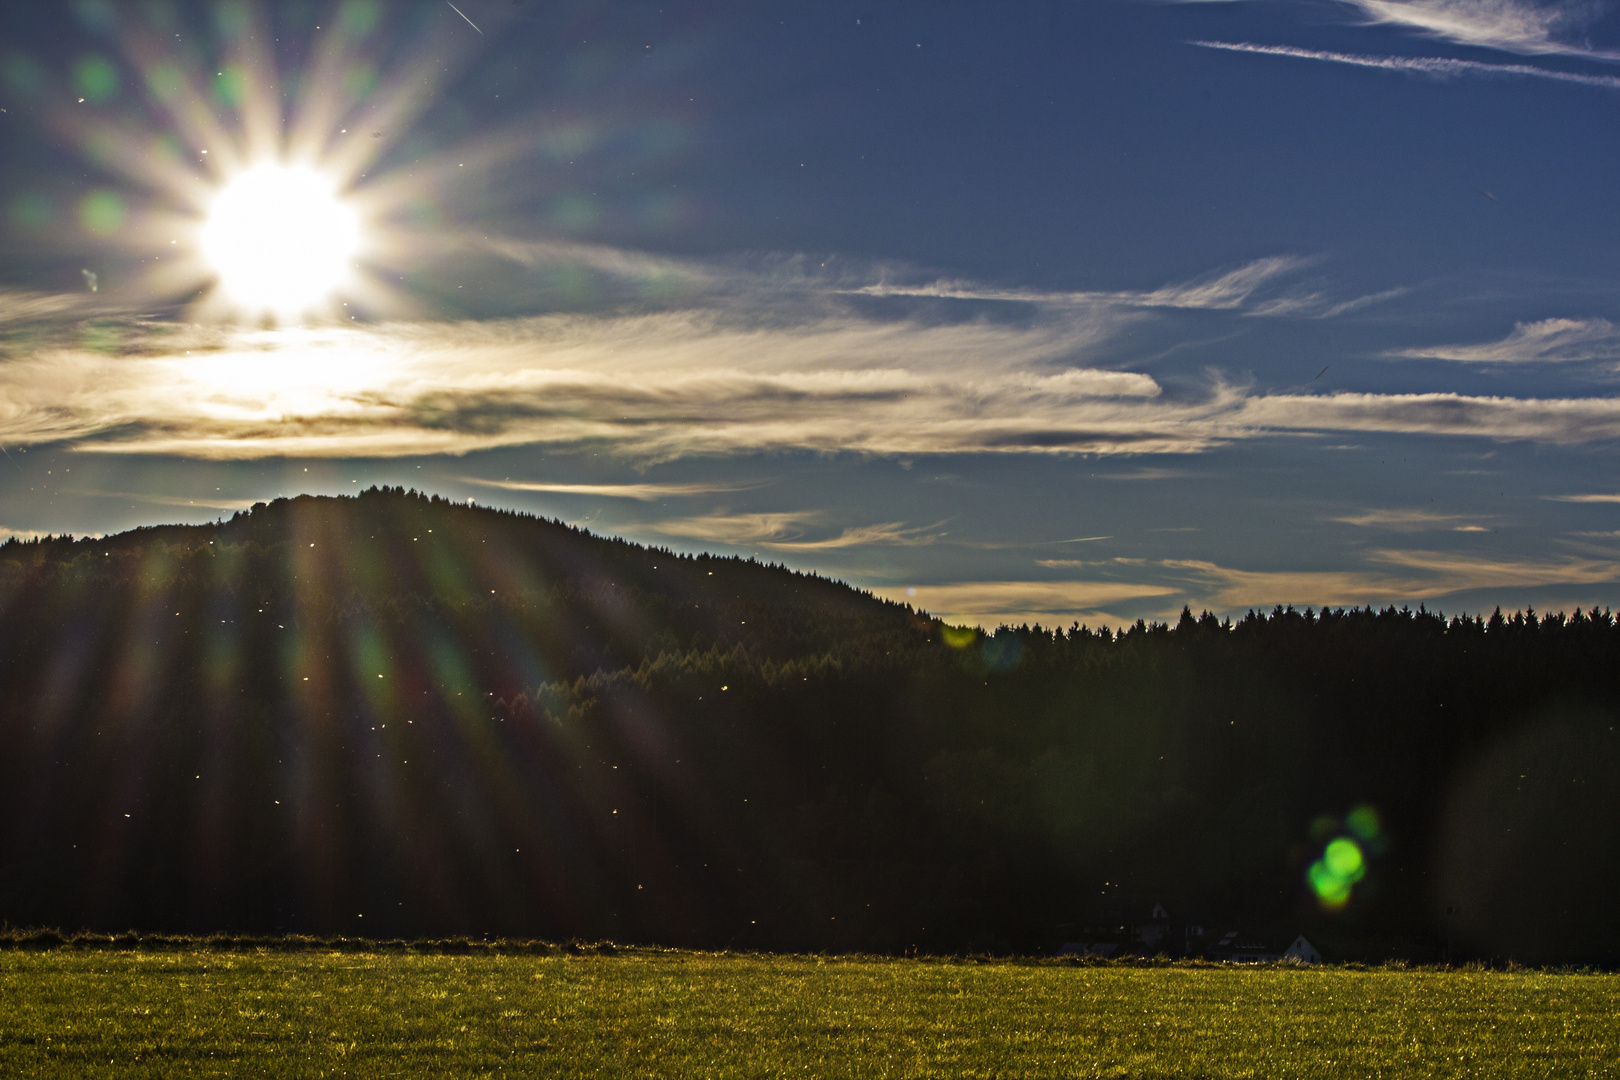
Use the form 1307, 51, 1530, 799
1, 946, 1616, 1078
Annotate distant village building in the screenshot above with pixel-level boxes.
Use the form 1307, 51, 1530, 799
1056, 901, 1202, 959
1134, 902, 1206, 956
1210, 931, 1321, 964
1056, 901, 1321, 964
1283, 936, 1322, 964
1210, 930, 1281, 963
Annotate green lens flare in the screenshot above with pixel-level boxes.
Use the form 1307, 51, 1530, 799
143, 60, 185, 102
8, 192, 53, 230
1308, 835, 1367, 909
342, 63, 378, 100
74, 55, 118, 101
78, 190, 126, 236
1324, 837, 1365, 881
1346, 804, 1381, 842
150, 133, 184, 164
338, 0, 382, 37
214, 66, 248, 107
544, 265, 596, 304
1308, 860, 1352, 908
550, 195, 600, 230
940, 625, 976, 649
214, 0, 251, 39
80, 323, 122, 353
2, 52, 47, 98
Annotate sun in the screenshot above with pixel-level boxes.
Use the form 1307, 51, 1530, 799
201, 163, 362, 318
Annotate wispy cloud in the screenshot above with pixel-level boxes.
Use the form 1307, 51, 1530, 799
1166, 559, 1421, 609
953, 535, 1113, 551
1343, 0, 1616, 59
869, 542, 1620, 624
1332, 507, 1492, 530
646, 511, 811, 545
1092, 468, 1190, 481
66, 490, 260, 512
648, 512, 945, 550
0, 290, 97, 328
1191, 40, 1620, 90
0, 309, 1238, 460
1130, 257, 1321, 310
1373, 547, 1620, 586
771, 522, 948, 551
450, 235, 1328, 329
876, 579, 1180, 629
6, 238, 1620, 464
1177, 0, 1616, 60
851, 255, 1319, 313
458, 477, 764, 500
448, 232, 719, 298
6, 311, 1620, 459
1391, 318, 1620, 363
1169, 548, 1620, 609
1237, 390, 1620, 443
1546, 492, 1620, 503
1246, 287, 1410, 319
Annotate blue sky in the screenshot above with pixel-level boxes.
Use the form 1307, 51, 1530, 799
3, 0, 1620, 628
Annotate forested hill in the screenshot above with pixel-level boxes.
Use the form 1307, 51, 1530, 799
1, 488, 1618, 965
0, 487, 930, 685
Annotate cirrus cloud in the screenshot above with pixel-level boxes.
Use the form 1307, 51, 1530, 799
1331, 508, 1493, 530
648, 512, 948, 551
1345, 0, 1612, 58
459, 477, 766, 500
1389, 318, 1620, 364
1236, 390, 1620, 443
1177, 1, 1616, 60
850, 255, 1318, 312
0, 309, 1226, 460
874, 579, 1181, 630
6, 241, 1620, 464
4, 310, 1620, 460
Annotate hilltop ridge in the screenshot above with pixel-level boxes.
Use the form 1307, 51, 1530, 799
0, 487, 934, 689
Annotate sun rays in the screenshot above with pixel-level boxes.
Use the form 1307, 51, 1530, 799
0, 488, 741, 933
12, 0, 519, 325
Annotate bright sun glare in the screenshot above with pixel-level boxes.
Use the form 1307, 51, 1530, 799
201, 163, 361, 317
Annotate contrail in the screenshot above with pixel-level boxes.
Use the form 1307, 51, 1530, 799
445, 1, 482, 34
1190, 40, 1620, 92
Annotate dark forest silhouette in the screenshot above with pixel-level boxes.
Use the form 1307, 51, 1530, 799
1, 488, 1616, 963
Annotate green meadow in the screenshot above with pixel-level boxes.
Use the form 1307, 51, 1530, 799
1, 947, 1616, 1078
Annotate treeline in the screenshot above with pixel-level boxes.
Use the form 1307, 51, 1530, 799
0, 489, 1616, 963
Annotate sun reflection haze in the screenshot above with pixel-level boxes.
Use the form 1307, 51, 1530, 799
177, 330, 393, 418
